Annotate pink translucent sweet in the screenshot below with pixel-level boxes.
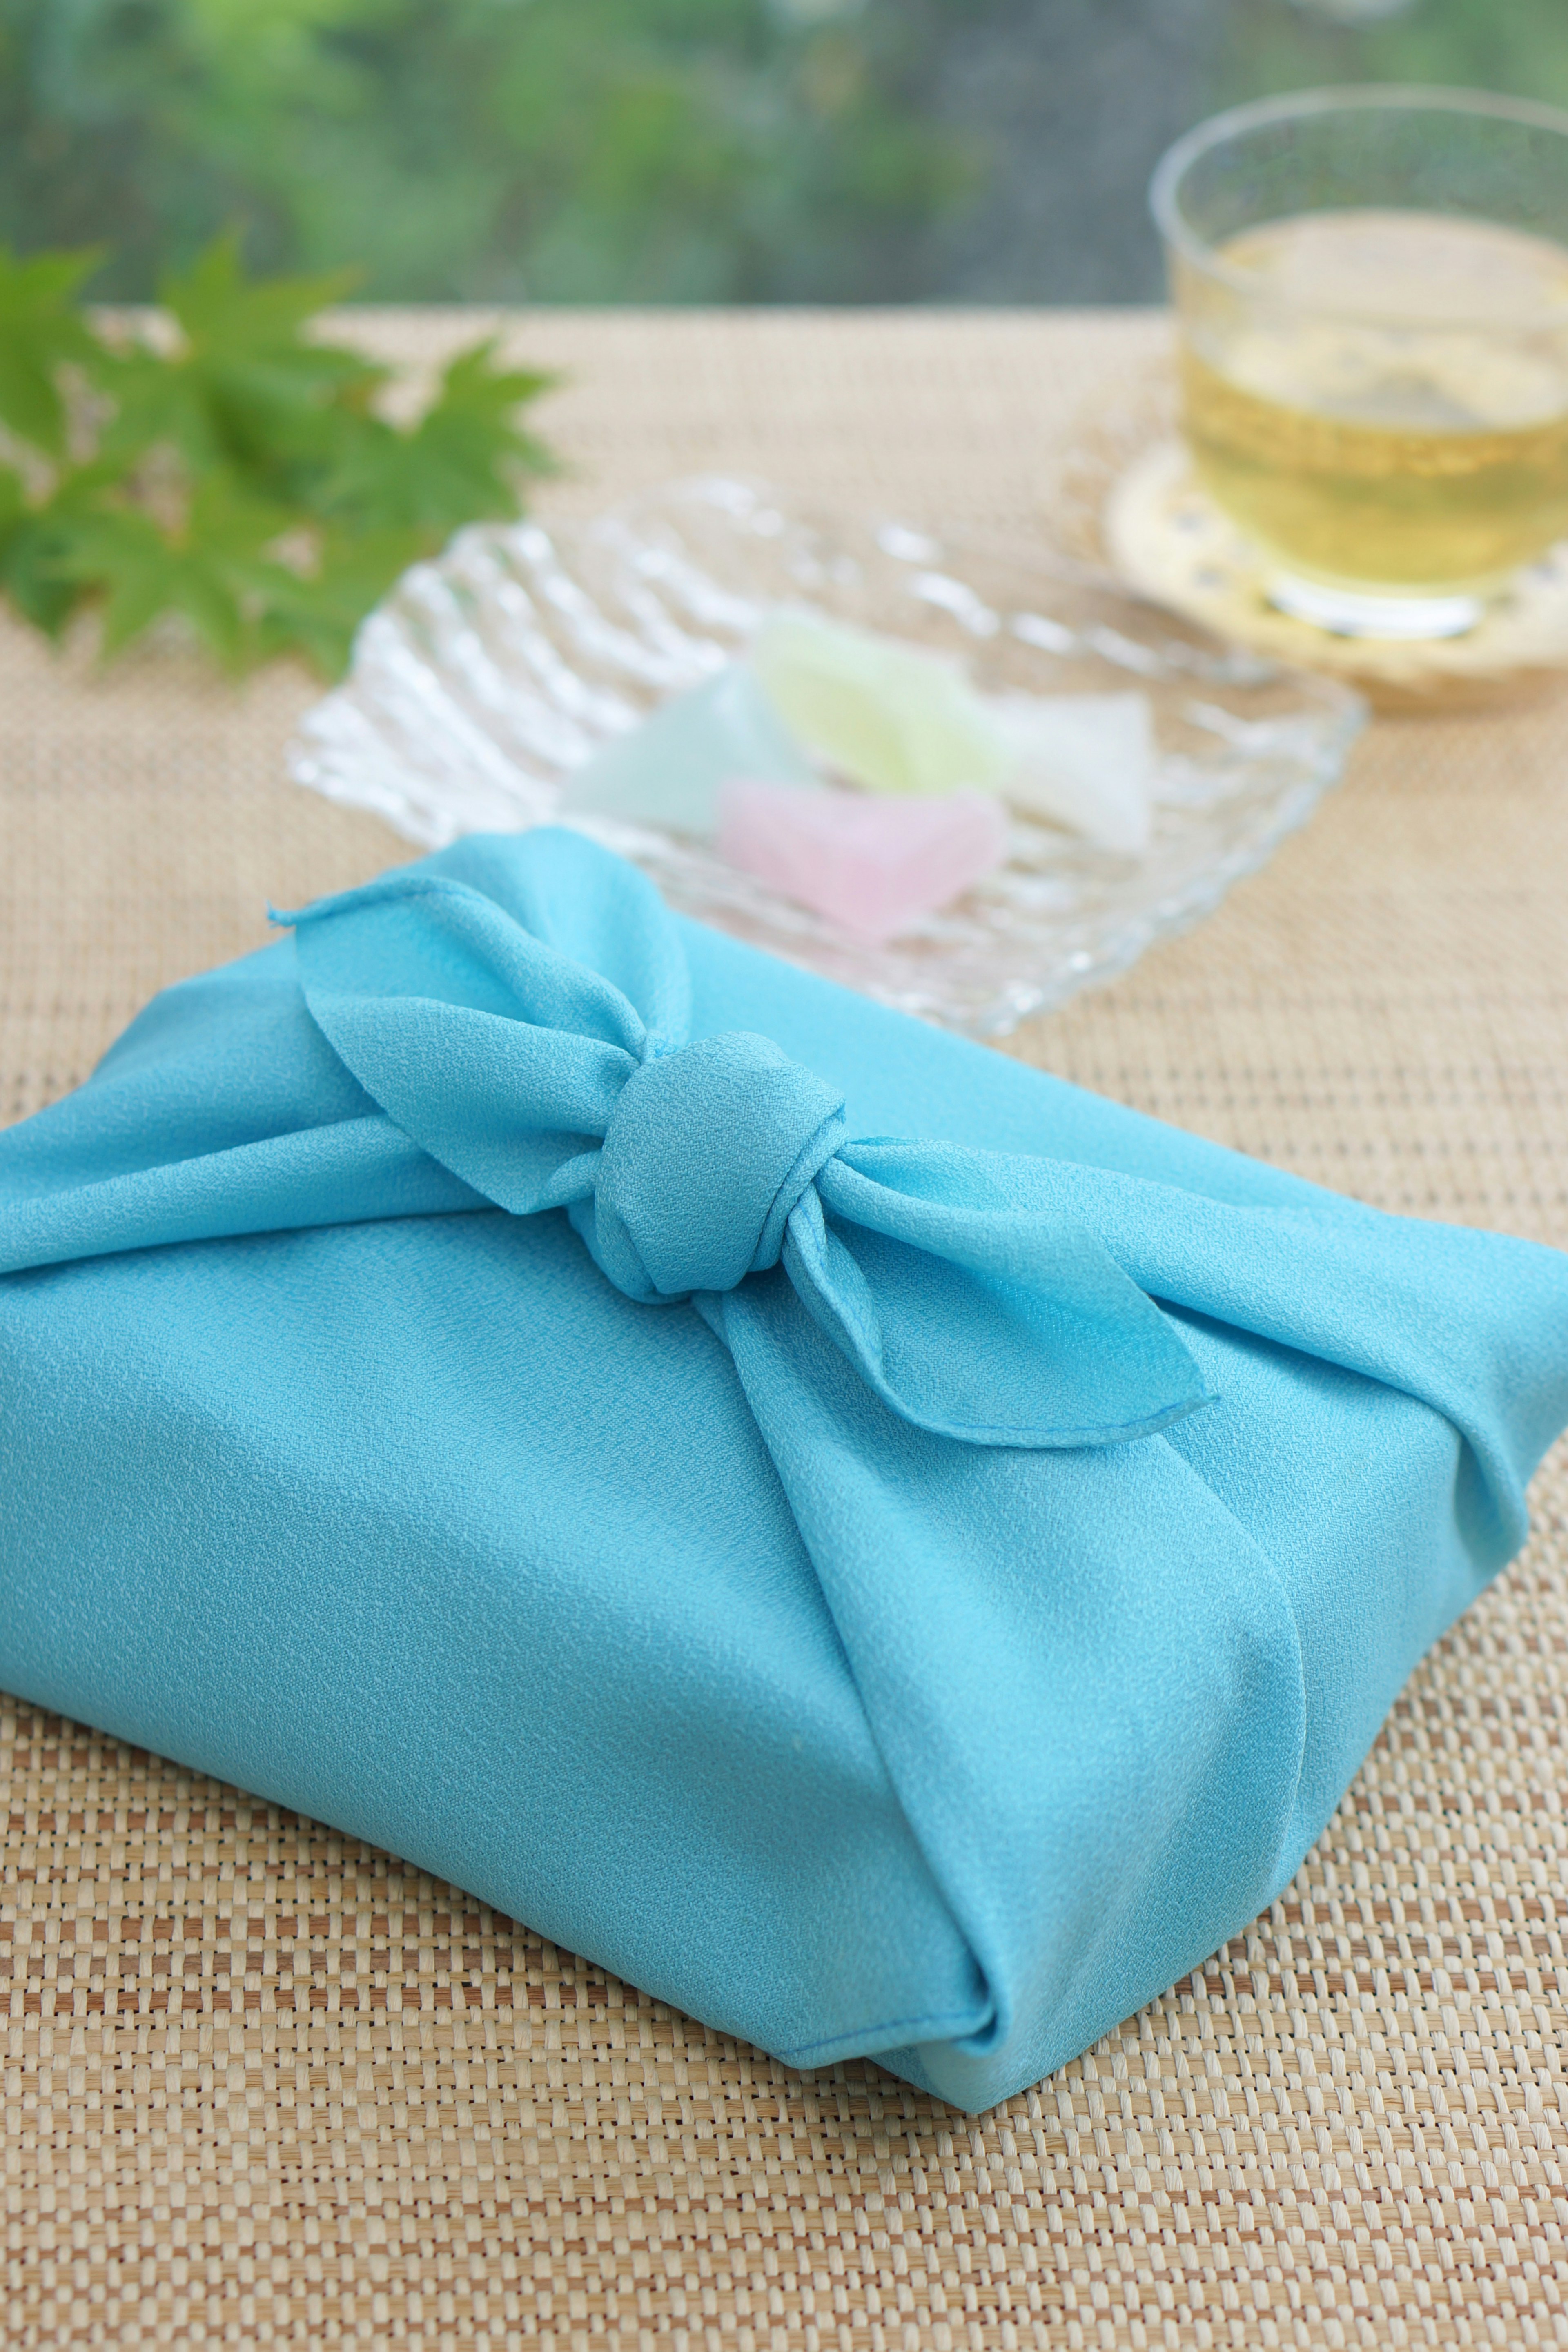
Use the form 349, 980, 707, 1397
717, 778, 1008, 943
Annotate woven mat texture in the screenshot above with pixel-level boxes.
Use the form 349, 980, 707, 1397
2, 311, 1567, 2351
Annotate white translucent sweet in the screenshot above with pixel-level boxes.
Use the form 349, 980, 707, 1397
557, 664, 816, 838
989, 690, 1156, 856
751, 610, 1013, 798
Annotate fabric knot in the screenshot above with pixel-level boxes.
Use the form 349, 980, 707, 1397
263, 833, 1213, 1446
586, 1032, 846, 1301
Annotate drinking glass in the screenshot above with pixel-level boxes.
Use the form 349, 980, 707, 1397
1150, 87, 1568, 639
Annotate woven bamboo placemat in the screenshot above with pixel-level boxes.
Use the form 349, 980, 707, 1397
3, 310, 1566, 2350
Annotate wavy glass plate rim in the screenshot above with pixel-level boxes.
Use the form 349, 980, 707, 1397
288, 474, 1366, 1038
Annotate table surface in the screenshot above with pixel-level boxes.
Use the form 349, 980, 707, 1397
2, 308, 1566, 2349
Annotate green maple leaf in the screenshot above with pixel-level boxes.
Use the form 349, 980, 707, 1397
0, 461, 32, 603
252, 525, 433, 679
315, 340, 559, 534
0, 459, 123, 636
53, 503, 246, 665
0, 247, 105, 457
98, 233, 387, 485
50, 471, 296, 669
165, 233, 360, 361
0, 460, 25, 542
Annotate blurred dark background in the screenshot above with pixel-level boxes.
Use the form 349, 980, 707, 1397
2, 0, 1564, 304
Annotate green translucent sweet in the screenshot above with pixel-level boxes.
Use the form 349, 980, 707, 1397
751, 610, 1013, 798
557, 663, 817, 838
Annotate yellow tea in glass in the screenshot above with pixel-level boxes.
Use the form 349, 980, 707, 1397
1151, 89, 1568, 638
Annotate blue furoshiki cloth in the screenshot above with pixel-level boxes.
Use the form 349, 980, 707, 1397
3, 829, 1566, 2109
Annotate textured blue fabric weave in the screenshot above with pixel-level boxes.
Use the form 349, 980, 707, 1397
2, 827, 1566, 2109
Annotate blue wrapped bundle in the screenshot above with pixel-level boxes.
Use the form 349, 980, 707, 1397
2, 829, 1565, 2111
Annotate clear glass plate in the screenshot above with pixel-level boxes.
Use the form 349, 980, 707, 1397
289, 476, 1365, 1037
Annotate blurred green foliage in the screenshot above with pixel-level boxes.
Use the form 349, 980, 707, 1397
1218, 0, 1568, 115
1, 0, 1566, 304
0, 0, 976, 303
